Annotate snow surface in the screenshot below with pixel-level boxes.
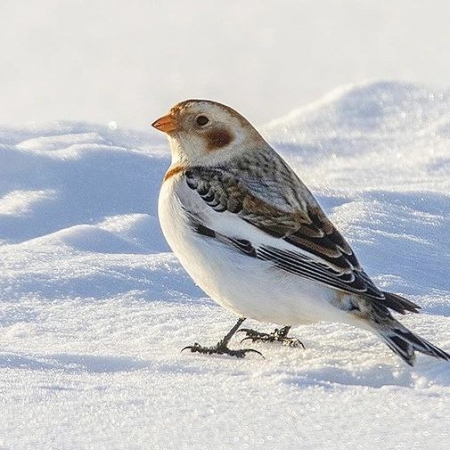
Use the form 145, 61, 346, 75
1, 81, 450, 449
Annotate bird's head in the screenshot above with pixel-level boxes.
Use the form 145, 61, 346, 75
152, 99, 267, 166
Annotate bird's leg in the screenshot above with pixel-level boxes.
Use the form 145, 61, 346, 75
239, 325, 305, 348
182, 317, 264, 358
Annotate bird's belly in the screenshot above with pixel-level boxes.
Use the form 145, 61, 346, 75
159, 184, 345, 326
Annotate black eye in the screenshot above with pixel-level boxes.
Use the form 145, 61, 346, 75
196, 115, 209, 126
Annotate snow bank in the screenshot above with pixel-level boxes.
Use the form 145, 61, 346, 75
1, 83, 449, 449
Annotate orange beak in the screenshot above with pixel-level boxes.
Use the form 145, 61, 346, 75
152, 113, 178, 133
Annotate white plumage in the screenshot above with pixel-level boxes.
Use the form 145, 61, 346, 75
159, 177, 348, 326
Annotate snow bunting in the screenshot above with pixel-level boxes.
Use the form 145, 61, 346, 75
153, 99, 450, 366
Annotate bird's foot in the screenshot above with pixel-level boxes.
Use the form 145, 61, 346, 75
181, 340, 264, 359
239, 327, 305, 348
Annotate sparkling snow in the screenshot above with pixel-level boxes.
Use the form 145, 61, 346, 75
1, 82, 450, 449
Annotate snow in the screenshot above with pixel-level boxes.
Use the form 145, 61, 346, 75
1, 81, 450, 449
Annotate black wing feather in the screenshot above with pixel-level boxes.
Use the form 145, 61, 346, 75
184, 165, 417, 308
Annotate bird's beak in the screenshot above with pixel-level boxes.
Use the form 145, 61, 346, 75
152, 113, 178, 133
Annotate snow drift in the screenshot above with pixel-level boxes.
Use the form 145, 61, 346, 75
1, 82, 450, 449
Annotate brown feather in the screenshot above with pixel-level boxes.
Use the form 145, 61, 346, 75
163, 164, 186, 182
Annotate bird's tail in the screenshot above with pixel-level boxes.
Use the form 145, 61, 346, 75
374, 320, 450, 366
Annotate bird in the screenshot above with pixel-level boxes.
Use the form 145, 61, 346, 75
152, 99, 450, 366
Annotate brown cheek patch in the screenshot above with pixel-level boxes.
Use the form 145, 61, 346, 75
205, 128, 233, 151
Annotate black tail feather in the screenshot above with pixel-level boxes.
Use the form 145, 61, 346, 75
377, 324, 450, 366
383, 291, 421, 315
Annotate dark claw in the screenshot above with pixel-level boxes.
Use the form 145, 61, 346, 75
238, 328, 305, 349
181, 342, 264, 359
239, 328, 271, 341
228, 348, 264, 358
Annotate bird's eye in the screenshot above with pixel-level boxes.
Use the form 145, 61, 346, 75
196, 115, 209, 126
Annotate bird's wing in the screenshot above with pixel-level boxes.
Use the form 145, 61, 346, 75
184, 164, 385, 300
